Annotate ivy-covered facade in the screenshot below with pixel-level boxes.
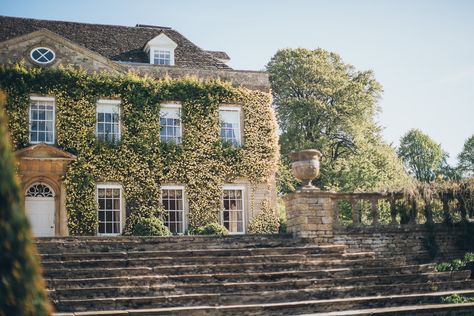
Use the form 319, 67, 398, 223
0, 16, 279, 236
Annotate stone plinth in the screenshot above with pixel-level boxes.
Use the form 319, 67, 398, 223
285, 188, 335, 244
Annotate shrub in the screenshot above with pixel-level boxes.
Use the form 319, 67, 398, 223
436, 259, 465, 272
279, 217, 287, 234
194, 223, 229, 236
436, 252, 474, 272
464, 252, 474, 262
441, 294, 474, 304
0, 91, 52, 315
248, 200, 280, 234
126, 216, 170, 236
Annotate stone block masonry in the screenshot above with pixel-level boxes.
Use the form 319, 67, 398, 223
285, 188, 335, 244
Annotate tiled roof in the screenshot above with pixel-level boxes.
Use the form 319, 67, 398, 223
0, 15, 232, 69
205, 50, 230, 61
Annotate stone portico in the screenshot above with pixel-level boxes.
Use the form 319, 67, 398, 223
15, 143, 75, 236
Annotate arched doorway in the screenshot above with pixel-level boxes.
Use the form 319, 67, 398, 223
25, 183, 55, 237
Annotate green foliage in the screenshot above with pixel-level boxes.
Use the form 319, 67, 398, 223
125, 216, 170, 236
276, 159, 297, 195
398, 129, 447, 182
267, 48, 410, 192
0, 91, 52, 315
436, 259, 464, 272
436, 252, 474, 272
464, 252, 474, 262
458, 134, 474, 178
248, 200, 280, 234
441, 294, 474, 304
0, 65, 279, 235
194, 223, 229, 236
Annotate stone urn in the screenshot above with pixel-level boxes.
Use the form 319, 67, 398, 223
289, 149, 322, 189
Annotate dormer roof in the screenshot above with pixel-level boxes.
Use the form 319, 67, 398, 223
144, 32, 178, 53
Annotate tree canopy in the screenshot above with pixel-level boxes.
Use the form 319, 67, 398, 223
458, 134, 474, 177
397, 129, 447, 183
0, 90, 52, 316
267, 48, 410, 192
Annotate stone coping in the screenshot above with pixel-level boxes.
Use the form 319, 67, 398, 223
334, 223, 463, 234
34, 233, 294, 241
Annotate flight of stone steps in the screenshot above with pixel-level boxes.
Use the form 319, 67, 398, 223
35, 235, 474, 316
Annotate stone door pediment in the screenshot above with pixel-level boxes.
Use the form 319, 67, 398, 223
15, 143, 76, 160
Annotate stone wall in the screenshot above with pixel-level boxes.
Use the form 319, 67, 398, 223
124, 63, 270, 92
334, 224, 469, 262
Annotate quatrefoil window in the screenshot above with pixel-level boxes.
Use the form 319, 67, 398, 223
30, 47, 56, 65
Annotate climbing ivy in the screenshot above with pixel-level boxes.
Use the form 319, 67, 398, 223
0, 64, 279, 235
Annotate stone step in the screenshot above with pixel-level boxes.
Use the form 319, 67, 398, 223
54, 302, 474, 316
49, 271, 471, 302
35, 235, 302, 253
42, 257, 407, 277
304, 302, 474, 316
40, 245, 346, 264
52, 286, 474, 313
41, 250, 359, 266
43, 263, 435, 281
44, 264, 439, 289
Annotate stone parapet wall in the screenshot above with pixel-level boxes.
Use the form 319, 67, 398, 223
123, 64, 270, 92
334, 224, 469, 262
284, 187, 469, 261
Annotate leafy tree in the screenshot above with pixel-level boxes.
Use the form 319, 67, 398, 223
458, 134, 474, 177
397, 129, 447, 182
0, 91, 52, 316
267, 48, 410, 192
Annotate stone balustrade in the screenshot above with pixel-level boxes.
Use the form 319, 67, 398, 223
284, 185, 469, 245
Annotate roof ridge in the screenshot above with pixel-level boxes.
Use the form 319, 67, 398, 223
0, 15, 173, 31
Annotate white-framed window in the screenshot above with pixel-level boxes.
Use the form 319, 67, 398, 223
160, 104, 182, 144
30, 47, 55, 65
222, 185, 245, 234
96, 100, 121, 142
153, 50, 171, 65
161, 185, 186, 234
219, 107, 241, 146
29, 96, 55, 144
97, 184, 122, 236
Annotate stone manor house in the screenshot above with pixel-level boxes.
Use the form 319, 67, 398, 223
0, 15, 278, 237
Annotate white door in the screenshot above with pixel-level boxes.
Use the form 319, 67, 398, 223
25, 183, 55, 237
25, 197, 55, 237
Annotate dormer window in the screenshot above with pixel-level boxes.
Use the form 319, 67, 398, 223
154, 50, 171, 65
144, 33, 177, 66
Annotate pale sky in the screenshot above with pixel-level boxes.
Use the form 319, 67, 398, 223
1, 0, 473, 165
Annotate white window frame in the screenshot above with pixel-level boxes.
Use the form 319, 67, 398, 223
160, 103, 182, 144
96, 99, 121, 142
96, 183, 123, 236
153, 49, 172, 65
161, 185, 186, 235
30, 47, 56, 65
219, 106, 242, 146
29, 96, 55, 145
222, 184, 246, 235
